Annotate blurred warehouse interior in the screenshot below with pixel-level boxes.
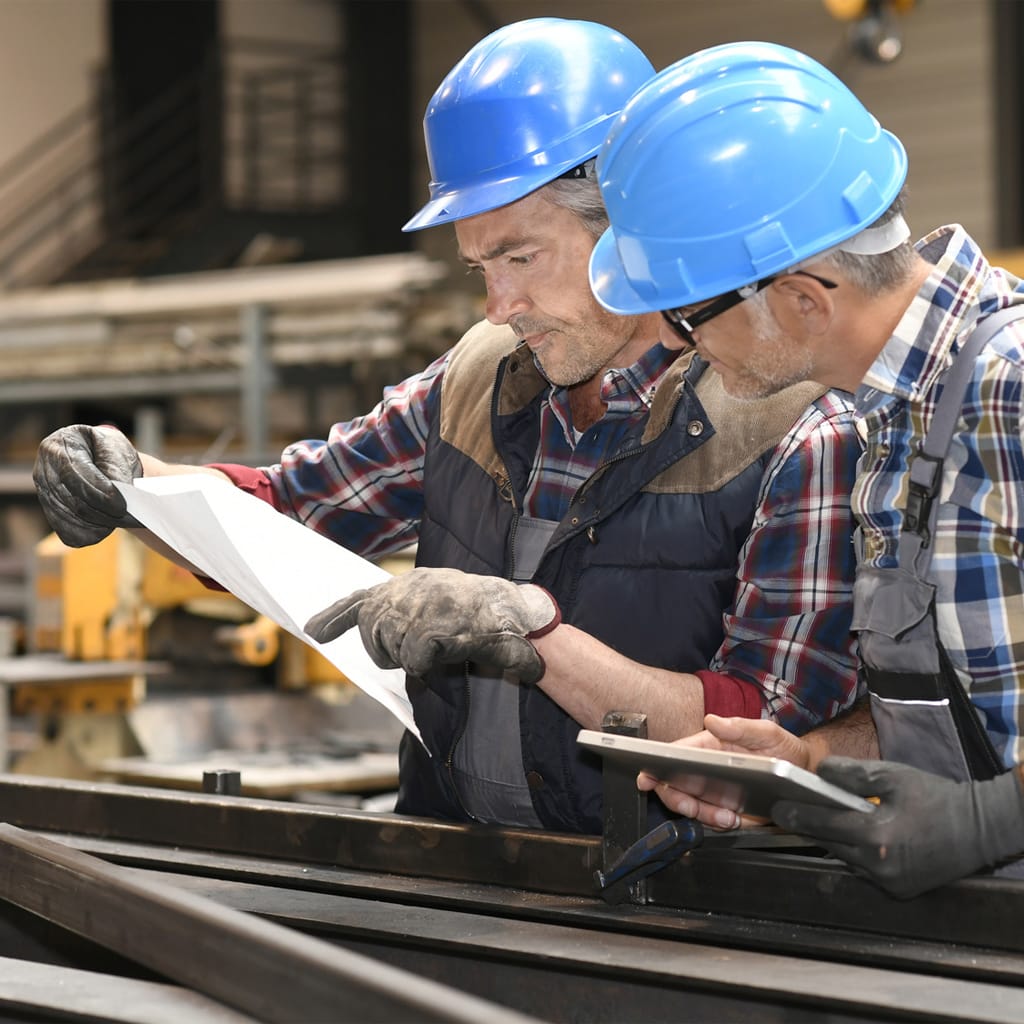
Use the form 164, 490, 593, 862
0, 0, 1019, 795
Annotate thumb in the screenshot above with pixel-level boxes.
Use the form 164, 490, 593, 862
304, 590, 368, 643
405, 632, 544, 683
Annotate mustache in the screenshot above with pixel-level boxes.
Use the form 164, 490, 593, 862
510, 318, 557, 340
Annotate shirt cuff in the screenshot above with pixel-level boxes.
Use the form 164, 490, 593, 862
206, 463, 280, 510
695, 670, 764, 718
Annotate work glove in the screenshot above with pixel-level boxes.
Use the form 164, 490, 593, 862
33, 424, 143, 547
304, 567, 561, 683
772, 757, 1024, 899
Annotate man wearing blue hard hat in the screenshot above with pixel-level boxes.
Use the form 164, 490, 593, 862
590, 40, 1024, 892
33, 23, 861, 834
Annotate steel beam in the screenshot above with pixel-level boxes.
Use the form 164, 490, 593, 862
2, 775, 1024, 954
154, 870, 1024, 1024
0, 823, 538, 1024
0, 954, 256, 1024
0, 774, 603, 895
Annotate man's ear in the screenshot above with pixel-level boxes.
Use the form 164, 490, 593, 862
772, 274, 836, 335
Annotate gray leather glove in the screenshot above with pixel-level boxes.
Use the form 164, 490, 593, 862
33, 425, 143, 547
773, 757, 1024, 899
304, 567, 561, 683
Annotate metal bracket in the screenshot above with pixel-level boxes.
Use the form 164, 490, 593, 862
597, 710, 706, 905
599, 710, 649, 905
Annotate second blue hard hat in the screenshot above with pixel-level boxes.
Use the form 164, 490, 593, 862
589, 41, 908, 314
403, 18, 655, 232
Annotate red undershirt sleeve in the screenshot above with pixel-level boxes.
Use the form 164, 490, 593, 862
695, 670, 765, 719
206, 463, 281, 510
192, 464, 279, 590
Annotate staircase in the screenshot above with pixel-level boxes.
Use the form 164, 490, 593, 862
0, 41, 362, 289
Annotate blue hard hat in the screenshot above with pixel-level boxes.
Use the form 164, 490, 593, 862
403, 18, 655, 232
589, 41, 908, 314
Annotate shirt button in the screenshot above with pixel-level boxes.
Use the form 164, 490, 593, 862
526, 771, 544, 791
687, 420, 704, 436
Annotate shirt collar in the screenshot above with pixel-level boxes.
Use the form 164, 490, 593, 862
856, 225, 998, 412
534, 340, 680, 412
538, 341, 681, 446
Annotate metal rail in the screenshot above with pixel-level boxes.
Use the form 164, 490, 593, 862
0, 823, 537, 1024
0, 954, 257, 1024
0, 775, 1020, 952
5, 831, 1024, 1024
2, 777, 1024, 1021
57, 835, 1024, 989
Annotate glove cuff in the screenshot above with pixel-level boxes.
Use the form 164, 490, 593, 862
977, 767, 1024, 867
521, 585, 561, 638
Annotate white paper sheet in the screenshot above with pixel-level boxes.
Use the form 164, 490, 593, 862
115, 475, 420, 740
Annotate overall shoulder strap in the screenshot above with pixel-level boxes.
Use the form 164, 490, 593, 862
901, 305, 1024, 575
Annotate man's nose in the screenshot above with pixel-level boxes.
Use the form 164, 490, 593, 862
484, 275, 530, 325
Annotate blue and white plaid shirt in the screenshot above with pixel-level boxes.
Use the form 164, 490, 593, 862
853, 224, 1024, 767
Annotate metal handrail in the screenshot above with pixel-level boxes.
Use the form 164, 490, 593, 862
0, 41, 345, 289
0, 100, 96, 199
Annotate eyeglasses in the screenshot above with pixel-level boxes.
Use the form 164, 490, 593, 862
661, 271, 838, 348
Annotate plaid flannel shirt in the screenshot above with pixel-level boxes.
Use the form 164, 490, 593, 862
853, 225, 1024, 767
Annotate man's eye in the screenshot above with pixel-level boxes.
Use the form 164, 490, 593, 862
464, 265, 483, 276
509, 254, 533, 266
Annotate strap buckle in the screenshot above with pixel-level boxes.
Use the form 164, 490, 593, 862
904, 447, 944, 540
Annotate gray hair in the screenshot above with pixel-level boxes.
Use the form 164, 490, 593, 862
537, 159, 609, 239
817, 189, 917, 295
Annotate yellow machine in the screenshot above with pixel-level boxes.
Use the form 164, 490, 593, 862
15, 531, 412, 785
28, 529, 360, 712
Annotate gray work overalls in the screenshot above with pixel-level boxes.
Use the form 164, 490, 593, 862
852, 307, 1024, 783
450, 515, 557, 826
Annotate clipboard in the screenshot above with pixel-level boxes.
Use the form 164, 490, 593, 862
577, 729, 875, 818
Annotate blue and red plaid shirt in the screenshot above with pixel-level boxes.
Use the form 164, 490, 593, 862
854, 225, 1024, 767
217, 338, 860, 732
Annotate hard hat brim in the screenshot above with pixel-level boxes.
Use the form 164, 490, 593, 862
403, 155, 591, 233
588, 227, 656, 315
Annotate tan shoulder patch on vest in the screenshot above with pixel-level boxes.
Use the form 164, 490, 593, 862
439, 320, 546, 477
646, 373, 826, 494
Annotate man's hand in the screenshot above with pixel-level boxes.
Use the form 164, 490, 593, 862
637, 714, 813, 830
304, 567, 561, 683
33, 425, 143, 547
772, 758, 1024, 899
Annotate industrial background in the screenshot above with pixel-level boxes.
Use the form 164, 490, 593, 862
0, 0, 1009, 557
0, 3, 1023, 1022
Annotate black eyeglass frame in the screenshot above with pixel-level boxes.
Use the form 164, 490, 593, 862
661, 271, 838, 347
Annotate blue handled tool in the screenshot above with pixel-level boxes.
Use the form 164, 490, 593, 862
595, 818, 704, 902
